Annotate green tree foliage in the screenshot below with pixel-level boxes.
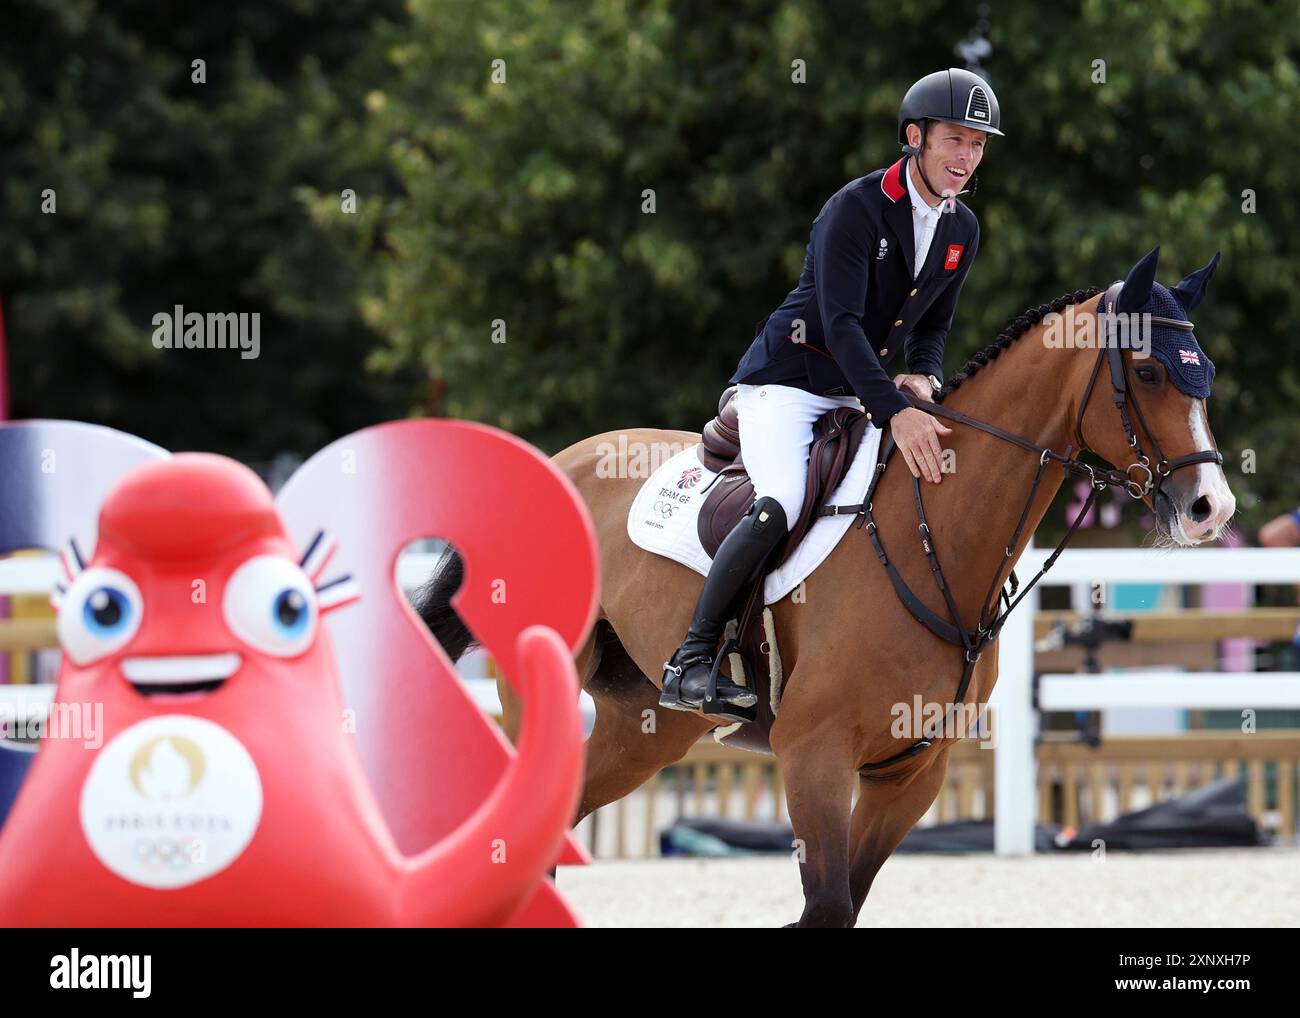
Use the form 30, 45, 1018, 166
4, 1, 1298, 529
369, 0, 1299, 523
0, 0, 413, 462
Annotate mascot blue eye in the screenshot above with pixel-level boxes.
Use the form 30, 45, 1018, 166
83, 586, 133, 636
223, 556, 318, 657
273, 589, 310, 636
58, 567, 144, 666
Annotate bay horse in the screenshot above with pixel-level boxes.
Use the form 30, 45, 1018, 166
418, 246, 1236, 927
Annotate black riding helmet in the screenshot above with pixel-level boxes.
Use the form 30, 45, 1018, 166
898, 68, 1003, 199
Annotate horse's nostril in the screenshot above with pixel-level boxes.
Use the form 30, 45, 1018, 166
1188, 494, 1213, 523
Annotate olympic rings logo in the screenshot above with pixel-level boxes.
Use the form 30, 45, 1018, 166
651, 500, 677, 519
133, 837, 203, 870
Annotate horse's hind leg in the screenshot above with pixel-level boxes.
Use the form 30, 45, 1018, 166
498, 620, 709, 823
577, 627, 714, 822
847, 750, 951, 923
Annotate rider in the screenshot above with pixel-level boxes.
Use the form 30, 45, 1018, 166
661, 68, 1002, 720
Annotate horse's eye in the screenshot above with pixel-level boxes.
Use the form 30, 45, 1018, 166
1135, 365, 1159, 385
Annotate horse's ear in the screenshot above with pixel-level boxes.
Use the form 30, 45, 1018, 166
1116, 246, 1160, 313
1171, 251, 1221, 314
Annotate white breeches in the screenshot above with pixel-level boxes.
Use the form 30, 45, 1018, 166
734, 383, 863, 532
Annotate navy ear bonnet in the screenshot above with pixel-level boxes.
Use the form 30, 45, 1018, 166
1145, 282, 1215, 399
1104, 249, 1220, 400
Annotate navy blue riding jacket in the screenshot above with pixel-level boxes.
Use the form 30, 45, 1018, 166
731, 156, 980, 423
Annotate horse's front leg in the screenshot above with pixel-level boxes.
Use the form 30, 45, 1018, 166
847, 750, 952, 923
771, 687, 859, 928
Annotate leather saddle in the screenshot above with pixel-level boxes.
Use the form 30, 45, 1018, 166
696, 386, 871, 568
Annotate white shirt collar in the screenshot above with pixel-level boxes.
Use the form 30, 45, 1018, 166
904, 158, 943, 219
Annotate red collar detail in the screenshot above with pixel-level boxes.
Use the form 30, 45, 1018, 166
880, 158, 907, 203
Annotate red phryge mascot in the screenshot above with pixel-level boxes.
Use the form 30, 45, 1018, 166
0, 451, 589, 926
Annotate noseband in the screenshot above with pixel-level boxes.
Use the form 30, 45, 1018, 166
824, 285, 1224, 773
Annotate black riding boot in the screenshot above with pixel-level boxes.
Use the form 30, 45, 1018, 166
660, 496, 788, 721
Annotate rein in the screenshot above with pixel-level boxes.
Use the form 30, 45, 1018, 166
820, 283, 1224, 773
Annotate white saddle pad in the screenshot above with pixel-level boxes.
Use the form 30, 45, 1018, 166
626, 425, 883, 604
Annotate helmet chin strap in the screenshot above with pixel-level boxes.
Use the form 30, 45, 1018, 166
903, 120, 977, 203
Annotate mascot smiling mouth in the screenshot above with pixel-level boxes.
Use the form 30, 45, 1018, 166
120, 653, 242, 700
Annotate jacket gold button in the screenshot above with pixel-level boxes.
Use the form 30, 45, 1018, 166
909, 288, 918, 297
865, 412, 872, 421
894, 319, 903, 327
879, 348, 888, 357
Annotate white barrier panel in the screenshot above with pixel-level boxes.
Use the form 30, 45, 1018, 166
1039, 673, 1300, 710
994, 540, 1300, 857
0, 683, 55, 714
0, 558, 62, 595
395, 553, 443, 592
1015, 545, 1300, 584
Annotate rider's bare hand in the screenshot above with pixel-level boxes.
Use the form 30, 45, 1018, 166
894, 374, 936, 403
889, 407, 952, 484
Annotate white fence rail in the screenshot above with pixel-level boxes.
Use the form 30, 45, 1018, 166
994, 540, 1300, 855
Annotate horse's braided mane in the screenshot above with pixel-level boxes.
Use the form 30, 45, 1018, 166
934, 286, 1104, 403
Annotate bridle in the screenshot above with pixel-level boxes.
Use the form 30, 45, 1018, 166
1076, 281, 1223, 501
819, 283, 1224, 773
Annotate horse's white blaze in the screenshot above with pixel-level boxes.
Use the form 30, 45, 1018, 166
1175, 400, 1235, 544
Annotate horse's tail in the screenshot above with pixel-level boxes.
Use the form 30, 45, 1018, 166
412, 547, 477, 662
